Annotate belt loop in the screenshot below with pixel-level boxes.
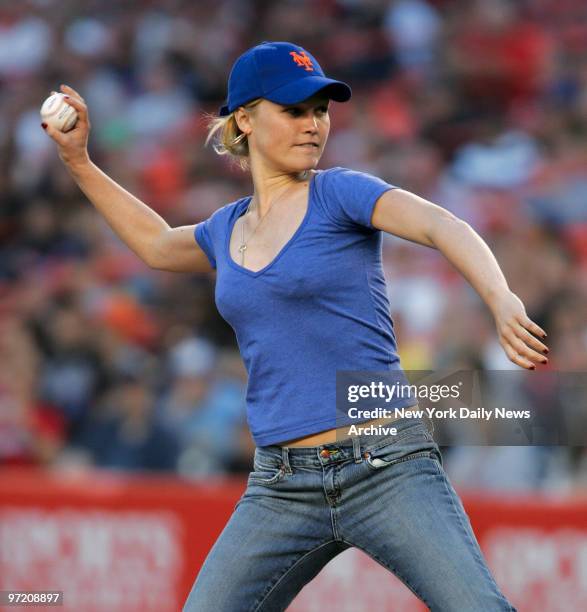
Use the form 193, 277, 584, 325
281, 447, 292, 474
352, 436, 362, 463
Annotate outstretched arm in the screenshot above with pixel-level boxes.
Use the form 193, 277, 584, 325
42, 85, 211, 273
372, 189, 549, 370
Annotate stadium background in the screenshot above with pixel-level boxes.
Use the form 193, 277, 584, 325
0, 1, 585, 610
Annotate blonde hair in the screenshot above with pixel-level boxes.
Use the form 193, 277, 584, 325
205, 98, 262, 170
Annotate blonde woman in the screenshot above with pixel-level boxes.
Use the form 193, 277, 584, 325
44, 41, 548, 611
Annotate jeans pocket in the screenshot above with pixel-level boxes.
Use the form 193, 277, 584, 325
365, 448, 434, 469
364, 433, 438, 470
248, 459, 287, 485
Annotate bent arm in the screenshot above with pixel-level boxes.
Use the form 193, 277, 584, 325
42, 84, 210, 273
68, 160, 211, 272
372, 189, 549, 369
373, 189, 510, 307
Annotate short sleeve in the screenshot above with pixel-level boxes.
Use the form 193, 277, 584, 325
317, 167, 397, 230
194, 219, 216, 269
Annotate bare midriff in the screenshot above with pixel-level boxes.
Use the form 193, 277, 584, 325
278, 414, 402, 447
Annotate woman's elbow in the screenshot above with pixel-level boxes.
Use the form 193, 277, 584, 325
428, 213, 471, 246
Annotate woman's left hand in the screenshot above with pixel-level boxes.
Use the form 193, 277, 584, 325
491, 291, 549, 370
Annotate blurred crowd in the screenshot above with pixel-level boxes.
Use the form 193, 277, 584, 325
0, 0, 585, 490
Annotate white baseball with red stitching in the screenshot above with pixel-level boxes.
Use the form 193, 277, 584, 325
40, 92, 78, 132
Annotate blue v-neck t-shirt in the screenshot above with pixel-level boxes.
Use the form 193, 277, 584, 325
194, 167, 414, 446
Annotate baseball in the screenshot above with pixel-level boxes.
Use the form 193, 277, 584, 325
40, 92, 78, 132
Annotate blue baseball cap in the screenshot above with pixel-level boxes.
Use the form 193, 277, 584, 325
219, 41, 351, 116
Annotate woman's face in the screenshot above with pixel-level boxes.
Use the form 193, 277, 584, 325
238, 94, 331, 174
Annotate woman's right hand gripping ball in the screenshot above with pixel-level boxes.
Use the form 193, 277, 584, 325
42, 84, 91, 168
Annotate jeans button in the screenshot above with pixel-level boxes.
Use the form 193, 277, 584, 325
320, 449, 330, 458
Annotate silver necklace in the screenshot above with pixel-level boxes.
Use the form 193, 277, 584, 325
238, 203, 256, 265
238, 172, 309, 266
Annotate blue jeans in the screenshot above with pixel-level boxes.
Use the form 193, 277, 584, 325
184, 419, 516, 611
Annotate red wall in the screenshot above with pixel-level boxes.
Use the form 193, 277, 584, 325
1, 469, 585, 611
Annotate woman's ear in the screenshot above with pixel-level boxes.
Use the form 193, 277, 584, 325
234, 107, 252, 136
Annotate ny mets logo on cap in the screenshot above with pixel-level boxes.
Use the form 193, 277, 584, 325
289, 51, 314, 72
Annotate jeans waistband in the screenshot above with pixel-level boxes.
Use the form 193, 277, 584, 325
256, 419, 433, 469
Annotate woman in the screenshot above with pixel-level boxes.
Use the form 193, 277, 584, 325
44, 41, 547, 611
